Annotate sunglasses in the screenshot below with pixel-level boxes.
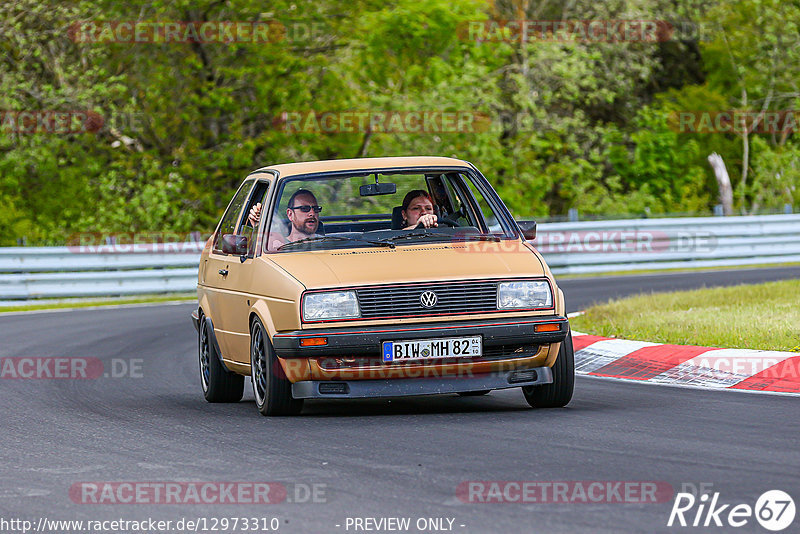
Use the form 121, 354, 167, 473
289, 205, 323, 213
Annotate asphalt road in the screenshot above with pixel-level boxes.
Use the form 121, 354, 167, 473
1, 266, 798, 533
558, 265, 800, 312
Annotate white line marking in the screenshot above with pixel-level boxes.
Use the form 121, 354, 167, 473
577, 373, 800, 397
573, 337, 800, 396
0, 300, 195, 317
574, 339, 659, 374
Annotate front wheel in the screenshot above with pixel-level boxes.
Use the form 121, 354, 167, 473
251, 317, 304, 416
199, 315, 244, 403
522, 330, 575, 408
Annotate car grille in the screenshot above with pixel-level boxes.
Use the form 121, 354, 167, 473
355, 280, 499, 319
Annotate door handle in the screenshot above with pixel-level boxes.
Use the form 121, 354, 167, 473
218, 269, 228, 276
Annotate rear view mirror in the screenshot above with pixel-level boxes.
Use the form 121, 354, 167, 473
360, 182, 397, 196
221, 234, 248, 255
516, 220, 536, 240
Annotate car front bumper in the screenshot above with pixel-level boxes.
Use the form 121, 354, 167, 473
291, 366, 553, 399
272, 315, 569, 358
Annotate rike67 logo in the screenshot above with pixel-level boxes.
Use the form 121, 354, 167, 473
668, 488, 795, 531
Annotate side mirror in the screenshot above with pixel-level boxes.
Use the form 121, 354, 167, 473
221, 234, 248, 255
516, 220, 536, 240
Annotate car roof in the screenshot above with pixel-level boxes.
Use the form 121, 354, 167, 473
252, 156, 472, 178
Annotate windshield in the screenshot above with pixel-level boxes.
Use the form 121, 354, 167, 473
263, 170, 514, 253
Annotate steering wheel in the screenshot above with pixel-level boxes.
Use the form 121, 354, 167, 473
414, 216, 459, 229
449, 205, 467, 221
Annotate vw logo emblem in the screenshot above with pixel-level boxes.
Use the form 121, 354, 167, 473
420, 290, 438, 308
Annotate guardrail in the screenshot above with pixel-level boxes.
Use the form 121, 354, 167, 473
1, 214, 799, 301
539, 213, 800, 274
0, 244, 202, 301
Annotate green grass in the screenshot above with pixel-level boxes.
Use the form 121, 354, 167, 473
0, 293, 196, 313
570, 279, 800, 351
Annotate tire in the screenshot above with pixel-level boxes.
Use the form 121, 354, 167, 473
457, 390, 491, 396
522, 330, 575, 408
250, 317, 304, 416
199, 315, 244, 403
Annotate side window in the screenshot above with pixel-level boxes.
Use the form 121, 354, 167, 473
441, 175, 476, 229
241, 181, 270, 257
441, 174, 504, 234
426, 174, 454, 218
462, 176, 501, 232
212, 179, 254, 253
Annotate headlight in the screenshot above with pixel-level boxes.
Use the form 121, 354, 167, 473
303, 291, 361, 321
497, 280, 552, 309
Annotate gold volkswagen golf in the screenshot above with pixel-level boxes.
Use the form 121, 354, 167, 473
192, 156, 574, 416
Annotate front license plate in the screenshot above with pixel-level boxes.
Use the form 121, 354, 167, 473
382, 336, 482, 362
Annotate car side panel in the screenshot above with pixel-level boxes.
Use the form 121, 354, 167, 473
214, 256, 303, 366
205, 251, 243, 359
212, 258, 303, 369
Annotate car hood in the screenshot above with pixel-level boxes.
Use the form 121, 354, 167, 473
265, 240, 546, 289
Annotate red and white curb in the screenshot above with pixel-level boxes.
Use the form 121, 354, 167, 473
570, 331, 800, 396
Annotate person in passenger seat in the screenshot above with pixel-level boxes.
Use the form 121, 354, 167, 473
248, 189, 322, 249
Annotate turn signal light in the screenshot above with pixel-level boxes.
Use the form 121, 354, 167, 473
534, 323, 560, 333
300, 337, 328, 347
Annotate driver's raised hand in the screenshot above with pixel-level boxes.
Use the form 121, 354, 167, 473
415, 213, 438, 229
247, 203, 262, 226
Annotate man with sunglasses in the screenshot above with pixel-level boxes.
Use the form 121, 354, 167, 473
247, 188, 322, 243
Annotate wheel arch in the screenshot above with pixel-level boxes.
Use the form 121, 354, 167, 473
248, 300, 310, 383
543, 287, 567, 366
248, 299, 278, 339
197, 292, 213, 323
556, 287, 566, 317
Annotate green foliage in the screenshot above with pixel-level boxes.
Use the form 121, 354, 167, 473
605, 104, 712, 214
0, 0, 798, 245
749, 136, 800, 209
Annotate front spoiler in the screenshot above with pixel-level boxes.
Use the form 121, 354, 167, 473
291, 366, 553, 399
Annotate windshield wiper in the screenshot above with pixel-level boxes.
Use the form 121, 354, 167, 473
378, 231, 449, 243
278, 236, 347, 250
278, 235, 395, 250
359, 238, 396, 248
378, 232, 502, 245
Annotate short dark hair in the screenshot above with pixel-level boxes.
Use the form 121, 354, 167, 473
401, 189, 435, 211
287, 188, 317, 208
